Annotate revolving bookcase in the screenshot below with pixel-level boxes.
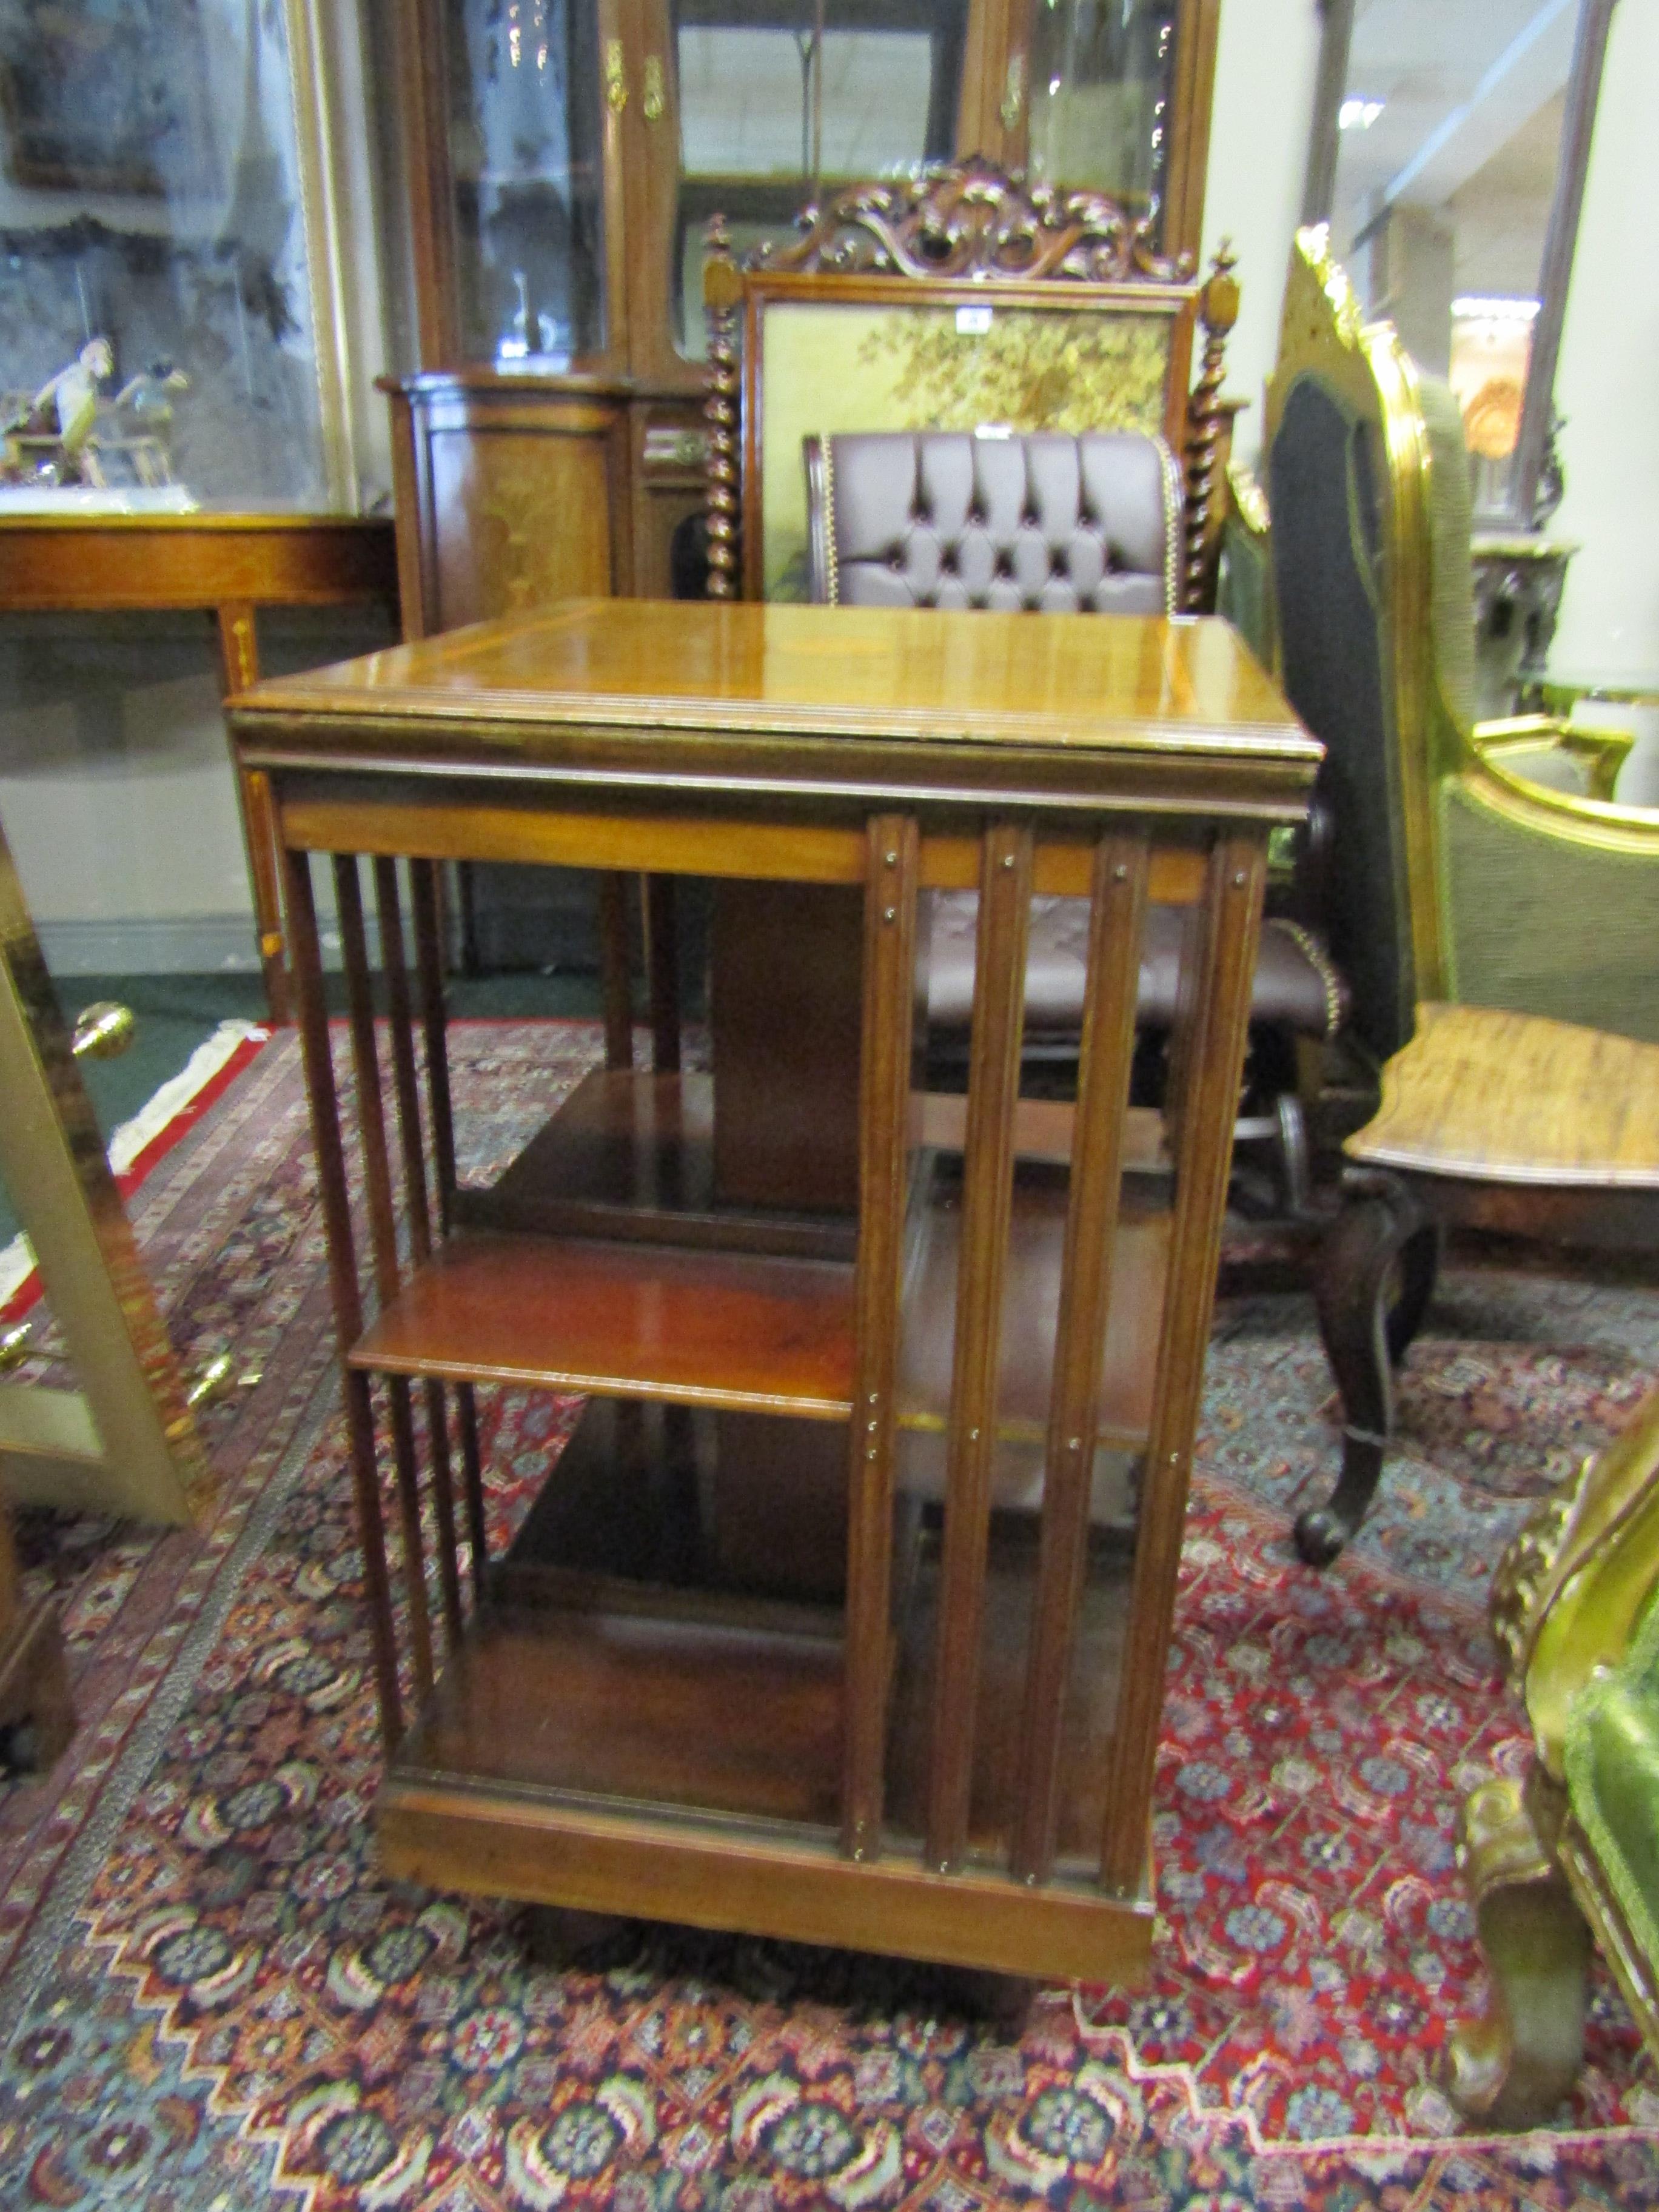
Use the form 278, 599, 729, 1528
232, 594, 1316, 1983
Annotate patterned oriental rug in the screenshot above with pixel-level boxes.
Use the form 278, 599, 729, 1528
1, 1021, 1657, 2211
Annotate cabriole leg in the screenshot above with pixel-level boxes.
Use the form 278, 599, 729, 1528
1446, 1772, 1590, 2128
1298, 1174, 1431, 1565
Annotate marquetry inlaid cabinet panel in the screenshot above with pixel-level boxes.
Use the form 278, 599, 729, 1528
387, 381, 635, 639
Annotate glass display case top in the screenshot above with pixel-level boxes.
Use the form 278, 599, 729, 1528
0, 0, 340, 514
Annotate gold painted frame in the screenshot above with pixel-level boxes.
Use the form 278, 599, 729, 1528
284, 0, 361, 514
0, 817, 207, 1523
1267, 226, 1659, 1036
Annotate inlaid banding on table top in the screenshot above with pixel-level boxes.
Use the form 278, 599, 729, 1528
230, 598, 1320, 765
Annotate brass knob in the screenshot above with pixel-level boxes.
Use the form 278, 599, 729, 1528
643, 55, 665, 123
0, 1321, 31, 1374
72, 1000, 135, 1060
605, 38, 628, 113
186, 1350, 233, 1409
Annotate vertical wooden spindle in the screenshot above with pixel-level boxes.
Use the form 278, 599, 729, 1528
410, 859, 457, 1233
1012, 834, 1148, 1884
841, 814, 919, 1862
283, 845, 401, 1750
1100, 836, 1266, 1897
598, 873, 634, 1071
375, 857, 464, 1651
643, 875, 682, 1073
925, 822, 1031, 1873
336, 856, 435, 1704
456, 1380, 489, 1595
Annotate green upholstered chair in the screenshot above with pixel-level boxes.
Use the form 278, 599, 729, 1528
1260, 228, 1659, 1566
1449, 1384, 1659, 2124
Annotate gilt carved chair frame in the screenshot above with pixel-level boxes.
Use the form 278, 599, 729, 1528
702, 159, 1241, 613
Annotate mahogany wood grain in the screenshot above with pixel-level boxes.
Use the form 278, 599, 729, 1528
494, 1393, 849, 1610
336, 856, 434, 1703
238, 600, 1312, 769
454, 1069, 855, 1261
1014, 833, 1148, 1882
596, 872, 635, 1071
410, 860, 458, 1229
375, 857, 464, 1651
1101, 834, 1267, 1895
255, 591, 1313, 1979
711, 881, 863, 1215
644, 875, 682, 1073
378, 1780, 1155, 1985
396, 1604, 843, 1828
842, 814, 920, 1862
380, 377, 649, 1053
927, 823, 1032, 1872
277, 796, 1209, 907
0, 514, 396, 612
350, 1232, 856, 1418
282, 846, 402, 1748
916, 1090, 1168, 1174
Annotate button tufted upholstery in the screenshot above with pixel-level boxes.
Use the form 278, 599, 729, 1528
809, 430, 1178, 615
800, 426, 1345, 1053
924, 897, 1344, 1041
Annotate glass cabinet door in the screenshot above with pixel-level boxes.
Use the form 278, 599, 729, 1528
990, 0, 1215, 260
1024, 0, 1178, 219
666, 0, 971, 363
441, 0, 610, 368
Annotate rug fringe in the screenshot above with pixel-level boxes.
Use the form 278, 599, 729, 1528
0, 1017, 270, 1319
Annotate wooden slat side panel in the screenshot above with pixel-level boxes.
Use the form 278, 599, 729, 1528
335, 856, 434, 1705
410, 860, 458, 1232
842, 814, 920, 1861
1101, 834, 1266, 1895
283, 847, 401, 1749
597, 872, 636, 1071
925, 823, 1032, 1872
375, 858, 464, 1654
1013, 833, 1149, 1884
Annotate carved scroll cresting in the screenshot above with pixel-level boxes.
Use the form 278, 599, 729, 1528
701, 161, 1241, 612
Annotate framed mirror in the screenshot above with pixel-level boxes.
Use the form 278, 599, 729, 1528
1301, 0, 1620, 531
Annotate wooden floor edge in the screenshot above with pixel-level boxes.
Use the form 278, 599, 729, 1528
378, 1783, 1154, 1986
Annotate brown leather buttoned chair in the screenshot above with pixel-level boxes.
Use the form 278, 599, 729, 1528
805, 426, 1345, 1191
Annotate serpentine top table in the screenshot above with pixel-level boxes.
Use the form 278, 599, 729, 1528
231, 596, 1318, 1984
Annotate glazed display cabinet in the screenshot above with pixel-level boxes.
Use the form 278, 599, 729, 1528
384, 0, 1222, 612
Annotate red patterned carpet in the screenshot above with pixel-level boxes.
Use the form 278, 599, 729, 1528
1, 1021, 1657, 2210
